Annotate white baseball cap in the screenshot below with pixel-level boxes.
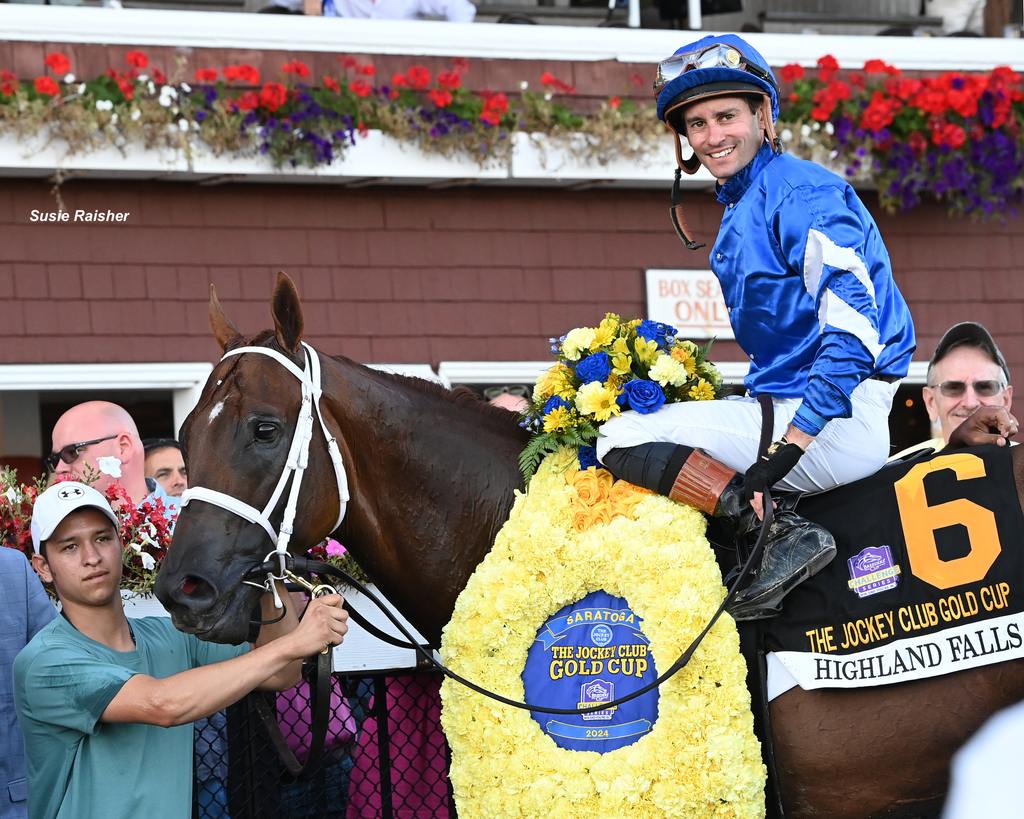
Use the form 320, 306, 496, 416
31, 481, 119, 555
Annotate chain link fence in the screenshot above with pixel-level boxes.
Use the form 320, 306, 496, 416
194, 670, 454, 819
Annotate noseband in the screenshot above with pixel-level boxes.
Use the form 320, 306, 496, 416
180, 341, 350, 609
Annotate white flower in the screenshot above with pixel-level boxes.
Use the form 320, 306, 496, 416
158, 96, 171, 108
519, 81, 528, 91
138, 73, 149, 83
180, 82, 192, 94
77, 83, 86, 94
130, 108, 141, 121
140, 553, 156, 571
800, 123, 811, 137
95, 99, 114, 111
780, 128, 793, 142
824, 121, 835, 135
160, 85, 177, 100
63, 73, 76, 84
830, 149, 839, 159
543, 92, 553, 101
178, 119, 188, 132
96, 456, 122, 478
110, 113, 118, 124
147, 81, 155, 95
812, 121, 821, 131
5, 487, 19, 503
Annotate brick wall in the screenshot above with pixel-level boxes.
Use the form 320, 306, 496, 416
1, 177, 1021, 423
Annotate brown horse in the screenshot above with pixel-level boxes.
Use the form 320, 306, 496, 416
156, 274, 1024, 819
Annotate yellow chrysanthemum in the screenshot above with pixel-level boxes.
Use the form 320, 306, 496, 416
593, 315, 619, 348
688, 378, 716, 401
542, 406, 572, 433
575, 381, 621, 422
562, 327, 597, 361
649, 353, 688, 387
670, 345, 697, 376
533, 363, 574, 402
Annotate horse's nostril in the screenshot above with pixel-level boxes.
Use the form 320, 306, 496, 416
181, 576, 201, 596
179, 575, 215, 603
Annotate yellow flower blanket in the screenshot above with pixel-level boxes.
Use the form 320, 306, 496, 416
440, 449, 766, 817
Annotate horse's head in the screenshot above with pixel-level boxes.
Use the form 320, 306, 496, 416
155, 273, 344, 643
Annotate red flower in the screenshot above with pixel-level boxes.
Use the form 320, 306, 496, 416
480, 109, 501, 126
863, 59, 898, 75
931, 121, 966, 149
115, 75, 135, 100
816, 54, 839, 82
357, 120, 369, 137
484, 91, 508, 113
195, 68, 218, 83
282, 60, 311, 79
907, 130, 928, 155
609, 95, 621, 109
788, 92, 799, 103
848, 72, 865, 90
152, 68, 167, 85
860, 91, 896, 132
232, 91, 260, 111
779, 63, 804, 82
339, 55, 358, 70
406, 65, 431, 90
44, 52, 71, 75
540, 71, 575, 94
357, 64, 376, 76
428, 88, 452, 107
391, 73, 409, 88
224, 64, 260, 85
349, 80, 372, 98
0, 70, 17, 96
33, 76, 59, 96
452, 57, 470, 73
437, 70, 462, 90
125, 50, 149, 69
323, 75, 340, 92
259, 81, 288, 112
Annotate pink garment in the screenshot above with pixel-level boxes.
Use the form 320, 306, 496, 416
347, 674, 451, 818
277, 679, 357, 764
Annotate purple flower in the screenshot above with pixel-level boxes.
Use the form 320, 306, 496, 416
575, 352, 611, 384
622, 379, 666, 415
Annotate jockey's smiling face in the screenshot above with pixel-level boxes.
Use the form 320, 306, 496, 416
682, 95, 764, 183
923, 344, 1013, 443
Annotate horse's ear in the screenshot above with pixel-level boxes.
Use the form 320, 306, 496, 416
209, 284, 241, 352
272, 271, 304, 353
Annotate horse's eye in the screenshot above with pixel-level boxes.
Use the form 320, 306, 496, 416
254, 422, 278, 442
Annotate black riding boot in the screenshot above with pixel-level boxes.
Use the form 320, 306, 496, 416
602, 444, 836, 620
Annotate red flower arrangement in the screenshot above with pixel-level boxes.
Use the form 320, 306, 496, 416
0, 468, 176, 596
778, 55, 1024, 217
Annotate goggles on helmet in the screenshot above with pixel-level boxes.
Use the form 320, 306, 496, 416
653, 43, 775, 95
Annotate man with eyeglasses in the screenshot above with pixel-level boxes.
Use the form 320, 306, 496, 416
598, 34, 915, 620
895, 322, 1014, 457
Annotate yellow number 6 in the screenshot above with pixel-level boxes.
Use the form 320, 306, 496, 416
893, 453, 1001, 590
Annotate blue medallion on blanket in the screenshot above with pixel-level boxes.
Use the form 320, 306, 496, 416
764, 445, 1024, 689
521, 590, 659, 753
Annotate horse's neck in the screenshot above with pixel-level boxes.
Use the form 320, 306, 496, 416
322, 359, 527, 644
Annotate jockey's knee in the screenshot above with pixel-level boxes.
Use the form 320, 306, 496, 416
601, 443, 692, 495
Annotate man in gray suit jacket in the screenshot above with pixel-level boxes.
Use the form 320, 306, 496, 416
1, 548, 55, 819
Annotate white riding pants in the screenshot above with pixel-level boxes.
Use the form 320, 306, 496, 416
596, 378, 900, 495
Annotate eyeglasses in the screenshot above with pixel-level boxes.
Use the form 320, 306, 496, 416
653, 44, 776, 95
45, 434, 118, 472
926, 380, 1007, 398
483, 385, 530, 400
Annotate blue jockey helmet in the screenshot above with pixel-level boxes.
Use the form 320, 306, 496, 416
655, 34, 780, 134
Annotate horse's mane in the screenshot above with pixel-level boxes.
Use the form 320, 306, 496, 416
238, 331, 525, 431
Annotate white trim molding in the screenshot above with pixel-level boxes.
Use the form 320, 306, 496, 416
2, 7, 1024, 70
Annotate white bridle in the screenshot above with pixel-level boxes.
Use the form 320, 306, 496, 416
180, 341, 350, 609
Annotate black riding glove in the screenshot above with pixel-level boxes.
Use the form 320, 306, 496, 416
742, 440, 805, 503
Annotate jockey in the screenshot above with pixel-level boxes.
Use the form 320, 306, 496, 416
598, 34, 916, 620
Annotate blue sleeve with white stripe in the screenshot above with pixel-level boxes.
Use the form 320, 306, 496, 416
774, 185, 884, 435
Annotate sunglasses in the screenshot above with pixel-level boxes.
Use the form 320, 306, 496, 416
45, 434, 118, 472
927, 380, 1006, 398
653, 44, 776, 95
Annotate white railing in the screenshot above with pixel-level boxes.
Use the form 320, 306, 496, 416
2, 6, 1024, 69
